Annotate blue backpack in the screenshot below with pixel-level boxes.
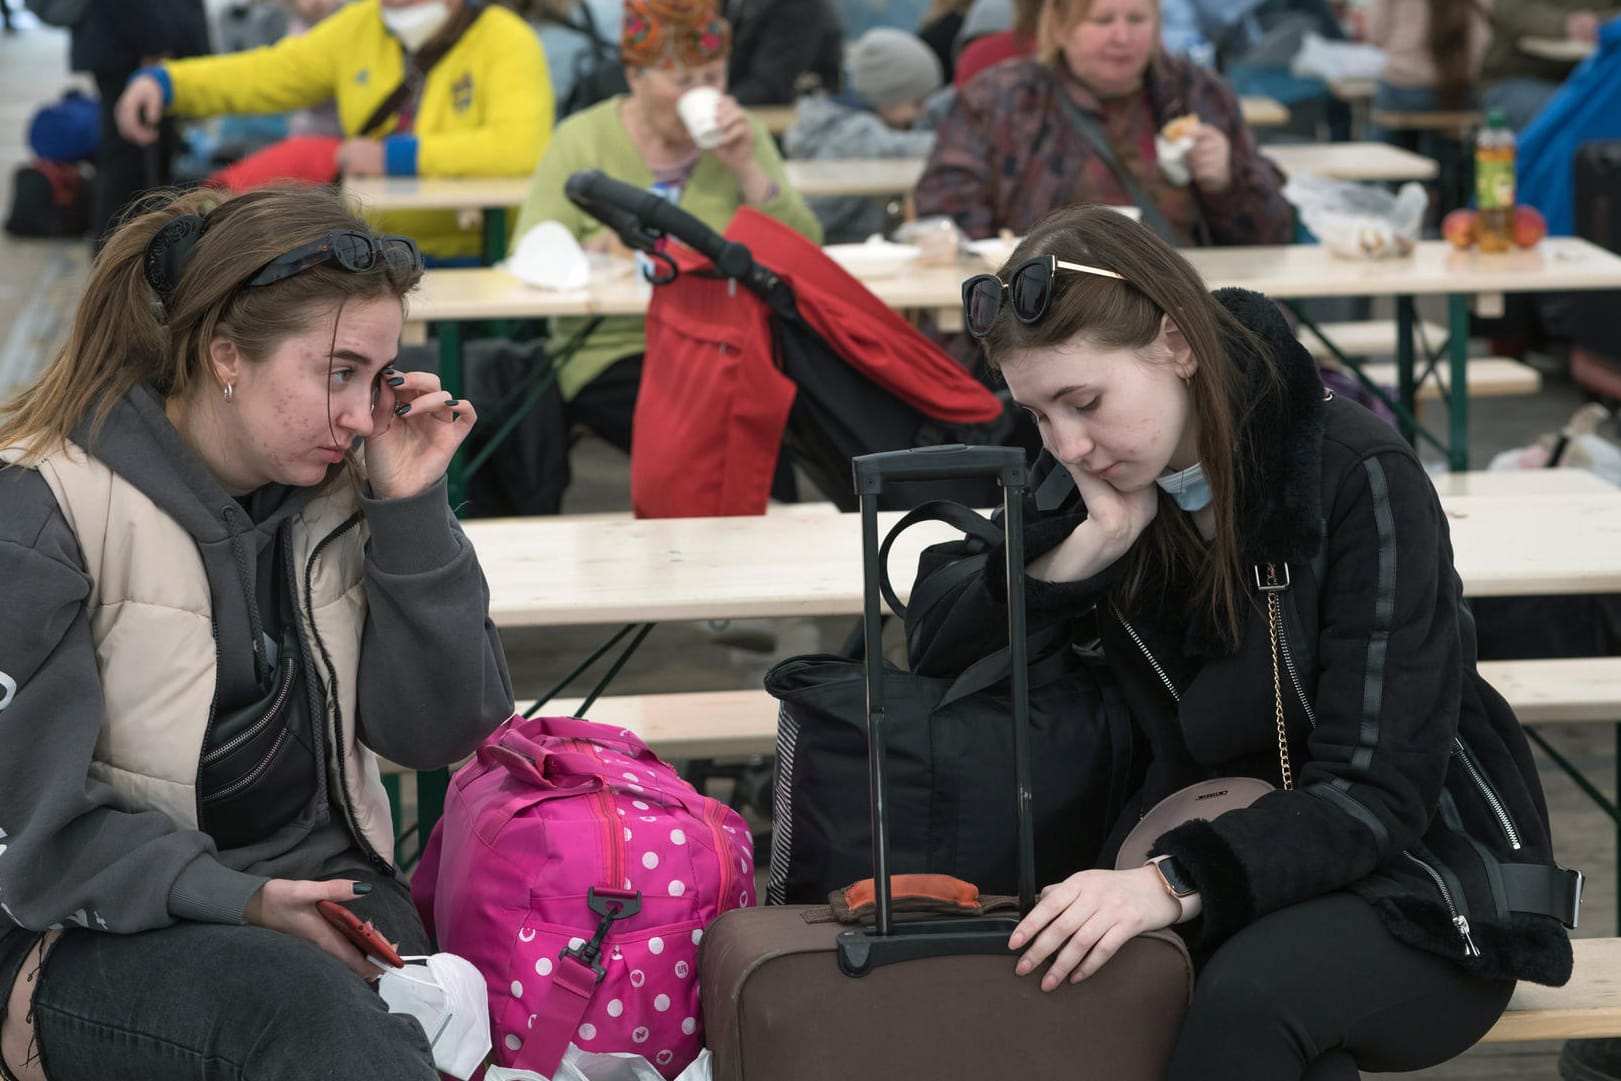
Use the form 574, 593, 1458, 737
28, 90, 100, 163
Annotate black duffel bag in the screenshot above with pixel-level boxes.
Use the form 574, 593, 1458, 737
763, 501, 1138, 904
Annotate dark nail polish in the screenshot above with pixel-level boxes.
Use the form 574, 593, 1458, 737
387, 376, 406, 387
382, 366, 398, 376
394, 403, 411, 416
352, 882, 373, 895
444, 398, 460, 407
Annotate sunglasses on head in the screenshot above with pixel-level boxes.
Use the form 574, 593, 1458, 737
961, 255, 1127, 339
243, 230, 423, 290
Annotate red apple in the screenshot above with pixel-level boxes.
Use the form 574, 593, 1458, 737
1512, 204, 1548, 249
1442, 208, 1478, 250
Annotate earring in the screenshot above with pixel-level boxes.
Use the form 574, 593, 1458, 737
223, 382, 235, 404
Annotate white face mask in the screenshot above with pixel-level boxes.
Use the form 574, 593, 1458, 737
381, 0, 453, 51
1155, 461, 1213, 512
377, 953, 492, 1080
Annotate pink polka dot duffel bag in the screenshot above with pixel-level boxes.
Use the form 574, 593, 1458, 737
413, 713, 757, 1080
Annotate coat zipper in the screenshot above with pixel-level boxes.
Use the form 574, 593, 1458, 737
198, 656, 297, 765
194, 635, 224, 825
303, 512, 391, 872
1274, 602, 1317, 729
705, 798, 739, 909
1452, 739, 1522, 851
202, 728, 290, 802
1404, 851, 1480, 958
1114, 609, 1180, 703
580, 740, 628, 889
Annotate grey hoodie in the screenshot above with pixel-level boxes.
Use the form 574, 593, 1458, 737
784, 95, 940, 244
0, 385, 513, 940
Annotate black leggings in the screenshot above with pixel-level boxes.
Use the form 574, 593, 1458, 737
1166, 892, 1515, 1081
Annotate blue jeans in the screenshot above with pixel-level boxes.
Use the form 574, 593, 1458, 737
1369, 83, 1476, 216
1481, 78, 1562, 132
0, 867, 436, 1081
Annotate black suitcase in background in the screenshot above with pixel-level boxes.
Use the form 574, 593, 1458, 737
1571, 140, 1621, 364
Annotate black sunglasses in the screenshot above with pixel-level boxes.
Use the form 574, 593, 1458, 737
961, 255, 1127, 339
243, 230, 423, 290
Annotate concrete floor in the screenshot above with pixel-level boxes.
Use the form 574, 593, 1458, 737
1, 15, 1614, 1078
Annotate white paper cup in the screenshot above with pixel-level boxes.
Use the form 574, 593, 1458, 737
677, 87, 725, 149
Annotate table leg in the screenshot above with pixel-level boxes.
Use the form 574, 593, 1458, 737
1447, 293, 1471, 472
1395, 296, 1418, 446
483, 208, 509, 265
436, 320, 467, 511
414, 767, 450, 866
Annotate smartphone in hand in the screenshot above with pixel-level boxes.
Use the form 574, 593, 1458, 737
316, 898, 405, 968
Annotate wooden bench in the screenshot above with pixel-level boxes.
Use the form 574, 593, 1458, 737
1298, 320, 1542, 400
1368, 108, 1481, 136
477, 656, 1621, 765
1299, 318, 1451, 360
1483, 936, 1621, 1042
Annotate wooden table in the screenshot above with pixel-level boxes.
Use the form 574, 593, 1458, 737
411, 237, 1621, 484
350, 142, 1436, 222
1519, 35, 1597, 62
1263, 142, 1437, 183
750, 97, 1290, 132
461, 487, 1621, 628
1241, 95, 1289, 127
784, 157, 924, 197
780, 143, 1436, 198
345, 176, 527, 264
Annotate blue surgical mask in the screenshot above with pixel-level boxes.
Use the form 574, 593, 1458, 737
1155, 462, 1212, 512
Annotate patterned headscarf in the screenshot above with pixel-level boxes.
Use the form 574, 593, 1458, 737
621, 0, 731, 69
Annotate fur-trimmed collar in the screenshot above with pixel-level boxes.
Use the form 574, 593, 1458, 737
1213, 287, 1328, 571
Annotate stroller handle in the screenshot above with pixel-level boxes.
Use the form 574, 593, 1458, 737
565, 169, 759, 281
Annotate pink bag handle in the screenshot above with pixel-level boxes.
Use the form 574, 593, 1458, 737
469, 721, 712, 818
525, 714, 656, 759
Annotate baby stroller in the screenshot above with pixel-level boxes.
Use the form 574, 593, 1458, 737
564, 170, 1020, 516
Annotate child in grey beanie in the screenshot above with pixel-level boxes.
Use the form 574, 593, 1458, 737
784, 27, 947, 242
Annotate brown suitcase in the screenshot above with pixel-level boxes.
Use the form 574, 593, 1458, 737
697, 447, 1195, 1080
701, 909, 1192, 1080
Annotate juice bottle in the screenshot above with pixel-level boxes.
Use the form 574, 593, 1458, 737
1475, 108, 1516, 253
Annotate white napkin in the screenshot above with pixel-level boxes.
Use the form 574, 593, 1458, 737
1156, 133, 1195, 187
487, 1047, 712, 1081
377, 953, 493, 1080
506, 220, 591, 291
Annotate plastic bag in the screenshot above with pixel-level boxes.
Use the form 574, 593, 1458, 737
1283, 174, 1427, 260
487, 1047, 713, 1081
892, 215, 964, 265
1487, 403, 1621, 486
1289, 30, 1387, 81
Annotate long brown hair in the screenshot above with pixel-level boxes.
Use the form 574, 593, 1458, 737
0, 185, 423, 466
1428, 0, 1488, 111
979, 205, 1282, 648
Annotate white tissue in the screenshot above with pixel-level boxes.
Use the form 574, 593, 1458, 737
506, 220, 591, 291
377, 953, 492, 1080
1156, 134, 1195, 187
487, 1046, 713, 1081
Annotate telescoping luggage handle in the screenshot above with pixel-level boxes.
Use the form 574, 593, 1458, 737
844, 445, 1032, 975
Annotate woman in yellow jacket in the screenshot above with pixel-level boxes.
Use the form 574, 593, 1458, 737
116, 0, 553, 262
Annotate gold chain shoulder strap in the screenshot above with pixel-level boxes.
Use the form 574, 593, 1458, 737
1259, 563, 1295, 791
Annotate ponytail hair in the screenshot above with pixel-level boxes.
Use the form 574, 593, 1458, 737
0, 185, 422, 464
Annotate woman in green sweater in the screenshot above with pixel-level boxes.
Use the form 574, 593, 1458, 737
513, 0, 820, 464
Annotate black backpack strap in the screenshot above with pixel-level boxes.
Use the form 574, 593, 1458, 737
358, 4, 486, 138
1050, 86, 1181, 245
877, 500, 1002, 622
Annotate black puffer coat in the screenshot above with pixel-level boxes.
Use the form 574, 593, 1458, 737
910, 288, 1578, 986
